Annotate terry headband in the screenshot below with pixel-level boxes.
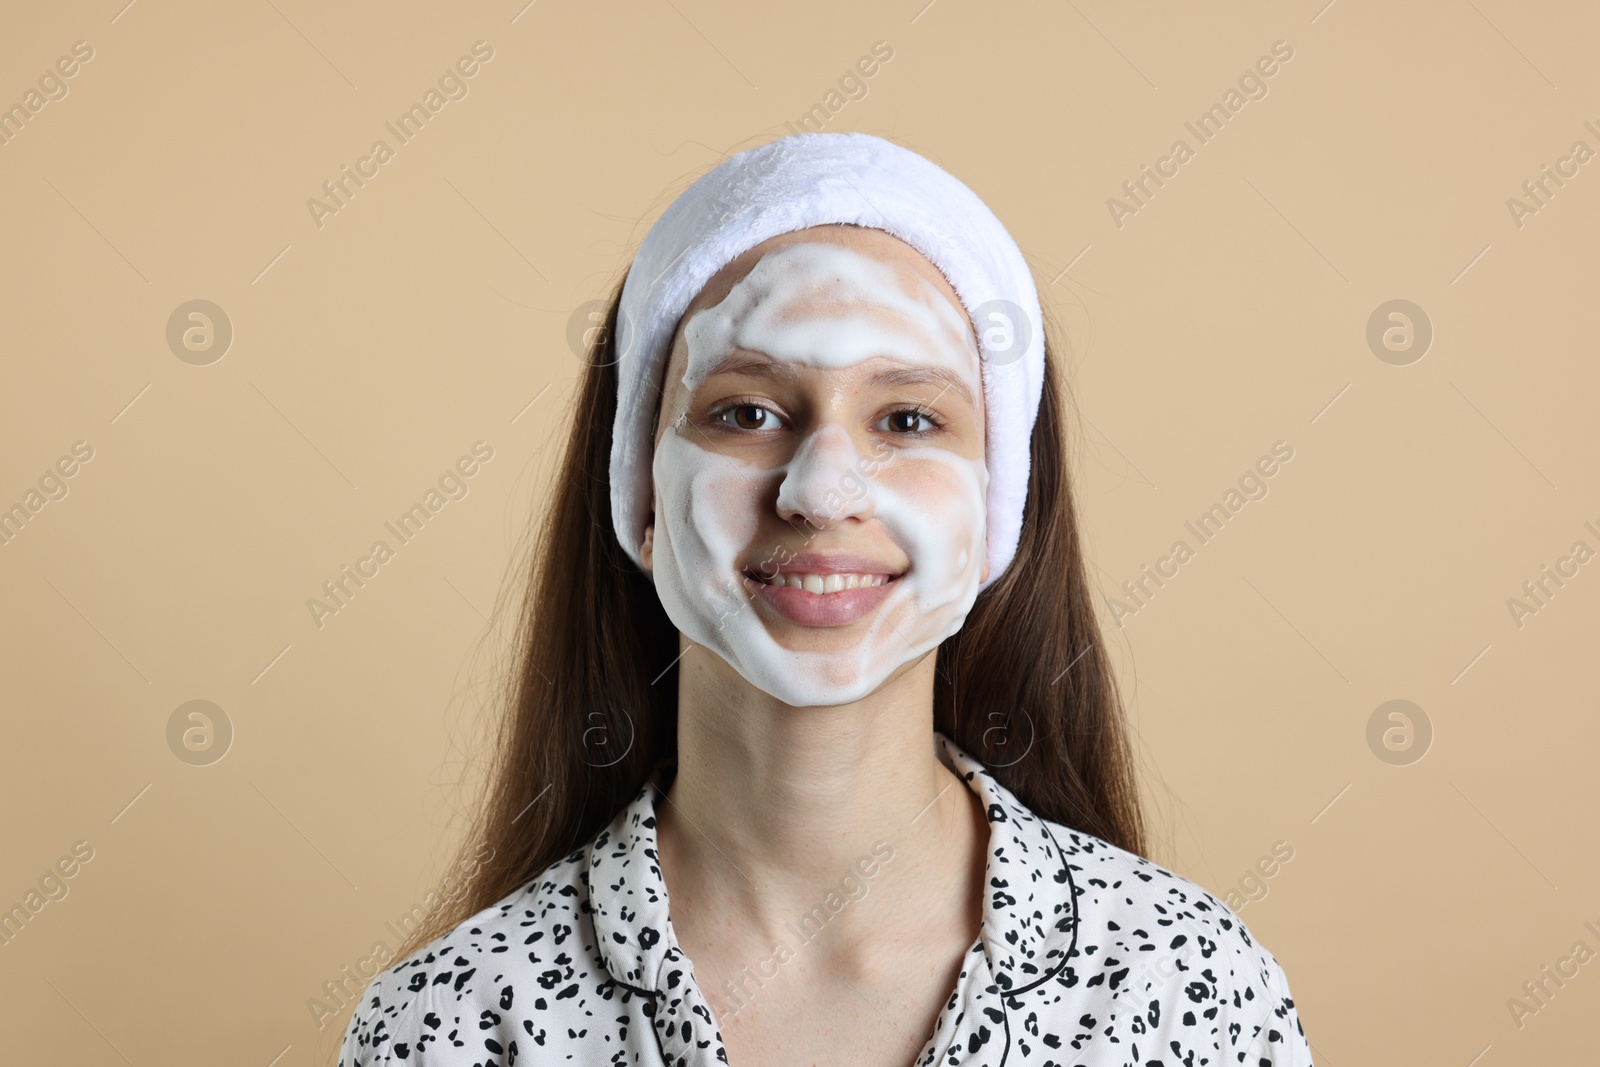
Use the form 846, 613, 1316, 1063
609, 130, 1045, 591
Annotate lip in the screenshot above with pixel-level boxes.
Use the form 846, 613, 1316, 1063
739, 551, 907, 628
742, 571, 900, 626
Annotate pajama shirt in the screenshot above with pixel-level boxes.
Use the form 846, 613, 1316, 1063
338, 731, 1313, 1065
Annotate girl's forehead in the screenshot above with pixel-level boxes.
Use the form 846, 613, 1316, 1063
673, 226, 972, 347
666, 236, 977, 383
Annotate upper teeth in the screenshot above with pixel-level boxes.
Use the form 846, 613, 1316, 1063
759, 572, 889, 593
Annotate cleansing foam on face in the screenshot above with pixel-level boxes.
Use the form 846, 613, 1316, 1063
648, 242, 989, 707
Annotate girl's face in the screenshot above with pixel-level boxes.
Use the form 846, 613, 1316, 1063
642, 226, 989, 707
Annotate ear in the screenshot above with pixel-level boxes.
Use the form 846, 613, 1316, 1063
640, 521, 655, 574
980, 555, 990, 584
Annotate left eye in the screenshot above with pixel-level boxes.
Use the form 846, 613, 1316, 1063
877, 409, 936, 433
718, 404, 783, 430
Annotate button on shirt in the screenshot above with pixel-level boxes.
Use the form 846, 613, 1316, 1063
338, 732, 1313, 1065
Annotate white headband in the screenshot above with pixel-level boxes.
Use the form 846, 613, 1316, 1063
609, 131, 1044, 591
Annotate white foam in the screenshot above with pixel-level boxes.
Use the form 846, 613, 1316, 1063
649, 241, 989, 707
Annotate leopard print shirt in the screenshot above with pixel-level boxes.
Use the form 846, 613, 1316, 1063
338, 732, 1313, 1065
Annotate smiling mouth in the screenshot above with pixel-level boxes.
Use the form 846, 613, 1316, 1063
739, 564, 904, 627
742, 569, 901, 595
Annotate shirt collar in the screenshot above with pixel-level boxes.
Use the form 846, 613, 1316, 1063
585, 729, 1079, 998
936, 731, 1079, 994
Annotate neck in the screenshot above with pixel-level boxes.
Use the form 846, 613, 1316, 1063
655, 637, 987, 952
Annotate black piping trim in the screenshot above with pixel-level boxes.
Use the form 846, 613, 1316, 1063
605, 976, 658, 998
991, 815, 1080, 1065
999, 814, 1080, 998
994, 979, 1014, 1066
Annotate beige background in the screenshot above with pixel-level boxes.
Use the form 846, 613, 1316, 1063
1, 0, 1595, 1063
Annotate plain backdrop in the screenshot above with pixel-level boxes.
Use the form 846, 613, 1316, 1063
1, 1, 1596, 1063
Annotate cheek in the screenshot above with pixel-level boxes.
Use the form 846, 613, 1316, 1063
875, 453, 987, 577
653, 434, 767, 581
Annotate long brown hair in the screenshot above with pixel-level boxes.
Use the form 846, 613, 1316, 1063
391, 263, 1144, 963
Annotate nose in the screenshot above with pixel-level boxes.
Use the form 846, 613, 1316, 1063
775, 424, 876, 531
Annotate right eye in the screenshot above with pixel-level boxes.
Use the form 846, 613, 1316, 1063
716, 403, 785, 431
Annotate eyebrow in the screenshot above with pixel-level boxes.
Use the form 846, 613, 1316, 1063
869, 364, 976, 407
702, 351, 976, 407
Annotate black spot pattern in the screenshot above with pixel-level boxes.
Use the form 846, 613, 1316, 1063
338, 732, 1313, 1064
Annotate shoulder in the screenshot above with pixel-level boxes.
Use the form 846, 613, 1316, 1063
1035, 819, 1311, 1062
1047, 818, 1258, 956
336, 847, 600, 1066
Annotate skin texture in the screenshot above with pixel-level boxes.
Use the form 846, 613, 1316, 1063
640, 224, 994, 1065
